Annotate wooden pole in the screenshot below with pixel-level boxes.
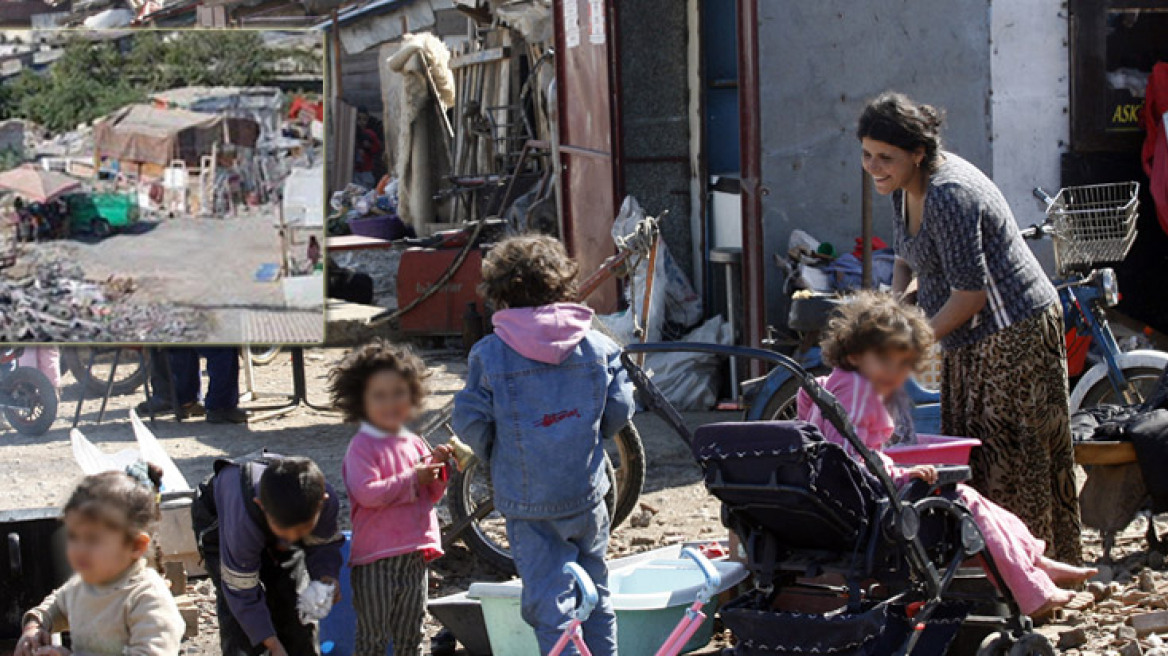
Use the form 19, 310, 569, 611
861, 166, 873, 289
331, 11, 343, 100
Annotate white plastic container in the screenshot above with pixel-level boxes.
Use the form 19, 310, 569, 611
468, 544, 747, 655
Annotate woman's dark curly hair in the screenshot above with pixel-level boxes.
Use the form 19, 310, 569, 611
328, 339, 430, 423
857, 91, 945, 173
480, 234, 579, 310
820, 291, 935, 372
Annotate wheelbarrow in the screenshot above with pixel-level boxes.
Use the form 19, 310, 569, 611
1074, 363, 1168, 563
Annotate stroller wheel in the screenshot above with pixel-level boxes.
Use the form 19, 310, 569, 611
976, 632, 1010, 656
1006, 633, 1055, 656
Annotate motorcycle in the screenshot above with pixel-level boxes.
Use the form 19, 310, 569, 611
0, 348, 59, 436
745, 182, 1168, 424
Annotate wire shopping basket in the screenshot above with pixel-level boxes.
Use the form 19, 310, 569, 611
1047, 182, 1139, 275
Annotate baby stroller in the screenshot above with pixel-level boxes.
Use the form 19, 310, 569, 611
621, 343, 1055, 656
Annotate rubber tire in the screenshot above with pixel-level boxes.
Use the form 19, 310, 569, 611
976, 632, 1011, 656
61, 348, 150, 397
1078, 365, 1167, 410
92, 219, 111, 239
754, 365, 832, 421
609, 423, 646, 529
449, 455, 618, 575
248, 345, 283, 366
1007, 633, 1055, 656
3, 367, 59, 436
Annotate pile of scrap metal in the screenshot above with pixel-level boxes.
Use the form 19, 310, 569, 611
387, 0, 556, 237
0, 259, 203, 341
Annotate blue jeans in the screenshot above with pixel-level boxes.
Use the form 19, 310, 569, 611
506, 503, 616, 656
151, 348, 239, 411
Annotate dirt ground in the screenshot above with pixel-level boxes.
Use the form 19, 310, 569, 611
0, 346, 728, 655
8, 210, 324, 343
0, 346, 1162, 656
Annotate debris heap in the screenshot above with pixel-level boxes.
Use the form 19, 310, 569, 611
0, 260, 203, 342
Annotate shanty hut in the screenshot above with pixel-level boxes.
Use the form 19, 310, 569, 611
92, 104, 224, 177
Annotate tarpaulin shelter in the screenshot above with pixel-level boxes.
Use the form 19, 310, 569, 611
93, 104, 224, 169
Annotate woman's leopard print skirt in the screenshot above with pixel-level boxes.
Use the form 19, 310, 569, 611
942, 303, 1084, 565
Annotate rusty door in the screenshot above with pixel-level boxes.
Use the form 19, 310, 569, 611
553, 0, 621, 313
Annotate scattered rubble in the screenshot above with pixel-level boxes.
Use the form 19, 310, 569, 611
0, 257, 204, 342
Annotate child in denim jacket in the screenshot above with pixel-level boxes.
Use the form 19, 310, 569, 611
454, 235, 635, 655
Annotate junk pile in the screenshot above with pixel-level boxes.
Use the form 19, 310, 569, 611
0, 259, 202, 342
780, 228, 896, 294
328, 178, 413, 241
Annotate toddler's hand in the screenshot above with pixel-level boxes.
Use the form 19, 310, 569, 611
431, 445, 454, 463
415, 462, 445, 485
16, 623, 49, 656
908, 465, 938, 485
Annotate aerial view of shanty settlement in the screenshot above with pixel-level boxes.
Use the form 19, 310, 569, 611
0, 30, 324, 343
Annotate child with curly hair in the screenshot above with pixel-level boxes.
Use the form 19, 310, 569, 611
330, 340, 449, 656
453, 235, 635, 655
17, 463, 185, 656
797, 292, 1094, 617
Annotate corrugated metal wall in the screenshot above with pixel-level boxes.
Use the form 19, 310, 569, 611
755, 0, 993, 325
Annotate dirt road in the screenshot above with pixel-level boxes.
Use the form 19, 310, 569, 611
1, 346, 1154, 655
11, 211, 324, 343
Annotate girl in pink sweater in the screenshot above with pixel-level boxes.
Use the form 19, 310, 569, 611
796, 292, 1093, 618
330, 341, 451, 656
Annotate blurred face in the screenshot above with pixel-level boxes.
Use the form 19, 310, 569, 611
861, 137, 924, 195
64, 513, 146, 585
363, 370, 415, 434
847, 347, 919, 397
260, 503, 323, 544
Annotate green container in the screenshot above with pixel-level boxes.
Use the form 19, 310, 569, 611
467, 552, 747, 655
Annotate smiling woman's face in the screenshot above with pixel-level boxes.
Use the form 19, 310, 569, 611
861, 137, 922, 195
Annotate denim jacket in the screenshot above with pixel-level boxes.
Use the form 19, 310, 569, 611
453, 328, 635, 520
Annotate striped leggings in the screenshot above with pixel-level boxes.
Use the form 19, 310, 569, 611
351, 552, 428, 656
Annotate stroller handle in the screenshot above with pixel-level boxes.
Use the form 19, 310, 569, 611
619, 342, 901, 500
563, 562, 599, 621
680, 547, 721, 600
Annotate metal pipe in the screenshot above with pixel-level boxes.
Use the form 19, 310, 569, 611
737, 0, 765, 374
861, 167, 873, 288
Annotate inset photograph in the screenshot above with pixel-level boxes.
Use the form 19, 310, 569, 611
0, 29, 325, 343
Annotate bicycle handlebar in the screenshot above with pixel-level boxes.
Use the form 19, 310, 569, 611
1033, 187, 1054, 205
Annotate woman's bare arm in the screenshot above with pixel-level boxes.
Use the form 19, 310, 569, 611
930, 289, 987, 340
892, 258, 915, 299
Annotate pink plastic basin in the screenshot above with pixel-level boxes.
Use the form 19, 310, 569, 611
884, 434, 981, 466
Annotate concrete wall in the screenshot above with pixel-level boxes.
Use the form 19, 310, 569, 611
618, 0, 695, 283
989, 0, 1068, 270
756, 0, 993, 325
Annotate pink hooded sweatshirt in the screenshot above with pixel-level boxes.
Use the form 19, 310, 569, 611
490, 302, 593, 363
342, 423, 446, 566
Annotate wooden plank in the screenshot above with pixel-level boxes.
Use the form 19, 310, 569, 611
1074, 440, 1138, 465
326, 235, 394, 252
450, 46, 511, 70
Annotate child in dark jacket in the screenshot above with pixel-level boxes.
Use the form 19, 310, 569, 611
453, 235, 635, 655
191, 455, 344, 656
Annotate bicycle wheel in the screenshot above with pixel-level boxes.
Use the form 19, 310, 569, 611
449, 455, 616, 575
608, 423, 646, 528
61, 347, 150, 397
